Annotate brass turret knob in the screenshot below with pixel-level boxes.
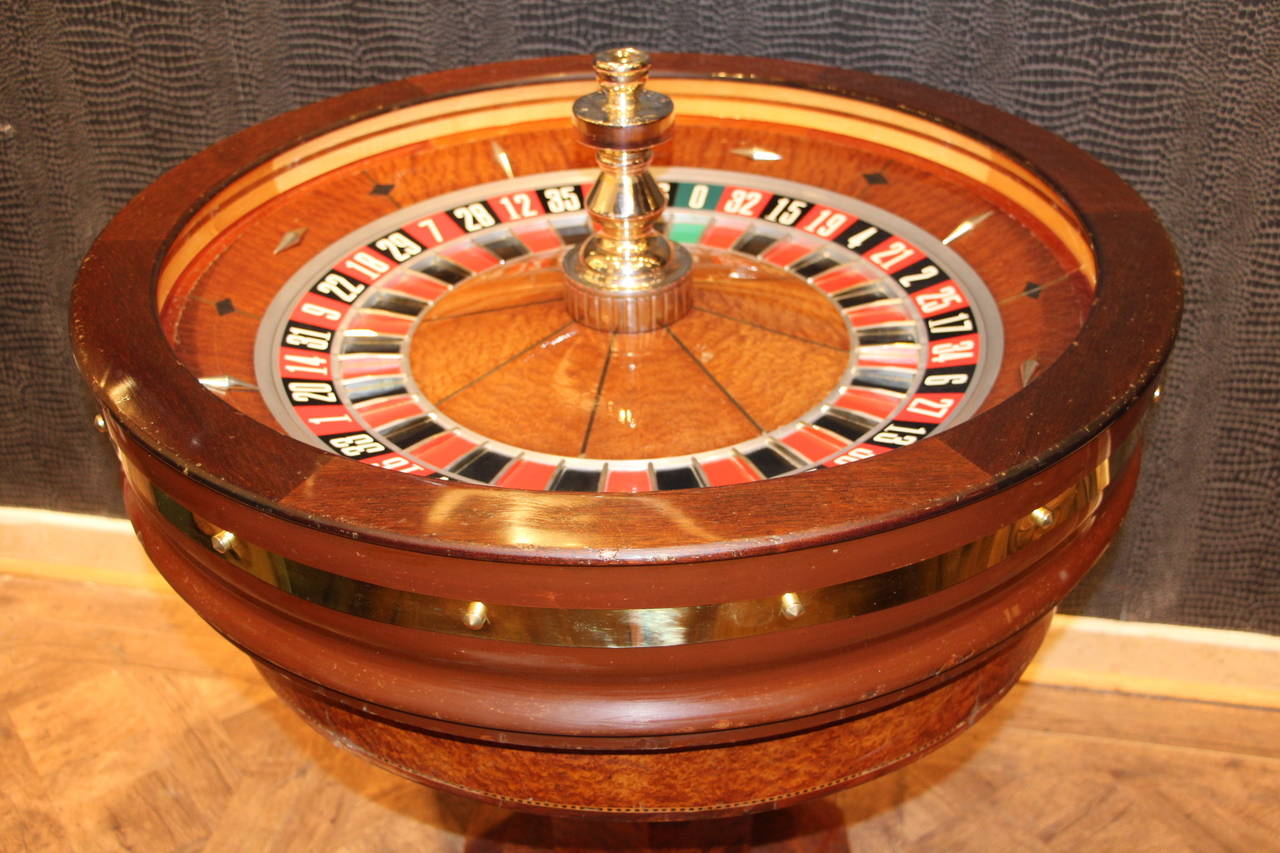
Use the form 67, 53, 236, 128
562, 48, 693, 333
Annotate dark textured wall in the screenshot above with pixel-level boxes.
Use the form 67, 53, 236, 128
1, 1, 1276, 632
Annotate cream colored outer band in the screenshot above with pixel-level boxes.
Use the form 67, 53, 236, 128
157, 78, 1095, 308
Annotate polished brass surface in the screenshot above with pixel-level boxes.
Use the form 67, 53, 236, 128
463, 601, 489, 631
209, 529, 238, 555
145, 460, 1111, 649
562, 48, 693, 332
1030, 507, 1055, 529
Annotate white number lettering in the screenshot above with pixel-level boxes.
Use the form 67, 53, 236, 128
804, 209, 849, 238
923, 372, 970, 387
300, 302, 341, 322
872, 424, 928, 446
906, 397, 956, 419
496, 193, 538, 220
314, 273, 365, 304
452, 203, 497, 232
722, 188, 764, 216
305, 414, 353, 426
281, 353, 328, 375
867, 241, 915, 270
929, 339, 976, 363
343, 251, 391, 279
287, 382, 337, 403
913, 283, 965, 314
374, 456, 425, 473
832, 446, 878, 465
899, 266, 943, 290
542, 187, 582, 213
415, 217, 445, 244
927, 312, 975, 336
686, 184, 709, 209
329, 433, 385, 457
844, 225, 881, 250
283, 326, 332, 351
762, 196, 807, 225
373, 232, 423, 262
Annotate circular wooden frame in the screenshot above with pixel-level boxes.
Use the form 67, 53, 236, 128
72, 53, 1180, 819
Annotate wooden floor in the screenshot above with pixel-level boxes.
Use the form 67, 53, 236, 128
2, 509, 1278, 852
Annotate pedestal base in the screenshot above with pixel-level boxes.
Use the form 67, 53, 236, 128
256, 614, 1048, 822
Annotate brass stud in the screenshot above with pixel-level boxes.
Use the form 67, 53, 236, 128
463, 601, 489, 630
210, 530, 238, 554
1029, 507, 1055, 529
780, 592, 805, 620
93, 413, 107, 433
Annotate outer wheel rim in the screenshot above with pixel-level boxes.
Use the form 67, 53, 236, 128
72, 52, 1181, 564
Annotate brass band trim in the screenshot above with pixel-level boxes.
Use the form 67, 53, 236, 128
148, 459, 1111, 649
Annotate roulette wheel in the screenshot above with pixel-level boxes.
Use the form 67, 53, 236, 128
71, 48, 1180, 820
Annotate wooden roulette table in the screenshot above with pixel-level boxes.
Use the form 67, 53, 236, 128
71, 49, 1180, 822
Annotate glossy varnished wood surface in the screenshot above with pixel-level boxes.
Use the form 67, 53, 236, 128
258, 619, 1046, 820
67, 53, 1180, 820
412, 253, 850, 457
3, 548, 1276, 852
115, 437, 1136, 750
72, 54, 1179, 563
164, 117, 1082, 453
